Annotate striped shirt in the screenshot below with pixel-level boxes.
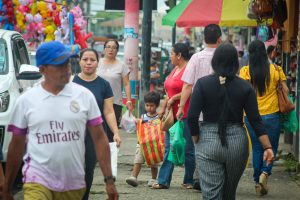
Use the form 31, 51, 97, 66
181, 47, 216, 89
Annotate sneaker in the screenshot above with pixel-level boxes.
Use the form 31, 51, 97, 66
259, 172, 268, 195
255, 184, 262, 196
147, 179, 157, 187
126, 176, 138, 187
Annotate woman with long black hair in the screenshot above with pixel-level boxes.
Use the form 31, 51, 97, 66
188, 43, 274, 200
240, 40, 288, 196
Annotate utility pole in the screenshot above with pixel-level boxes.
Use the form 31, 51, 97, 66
171, 0, 177, 45
124, 0, 140, 111
139, 0, 152, 115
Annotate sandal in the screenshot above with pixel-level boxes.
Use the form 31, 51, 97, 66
181, 184, 193, 189
152, 183, 168, 189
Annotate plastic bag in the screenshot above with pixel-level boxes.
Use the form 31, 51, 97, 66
109, 142, 119, 177
281, 95, 298, 133
120, 110, 136, 133
167, 121, 186, 166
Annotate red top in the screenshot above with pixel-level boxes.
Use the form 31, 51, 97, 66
164, 66, 190, 119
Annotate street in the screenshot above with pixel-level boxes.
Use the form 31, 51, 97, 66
13, 130, 300, 200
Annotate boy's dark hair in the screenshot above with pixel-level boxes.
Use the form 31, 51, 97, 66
144, 91, 160, 107
204, 24, 222, 44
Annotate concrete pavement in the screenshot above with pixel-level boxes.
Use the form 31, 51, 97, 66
14, 131, 300, 200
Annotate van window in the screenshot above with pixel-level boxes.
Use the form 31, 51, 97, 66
0, 39, 8, 75
12, 39, 30, 74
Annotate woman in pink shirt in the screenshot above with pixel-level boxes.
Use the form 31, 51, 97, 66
152, 43, 195, 189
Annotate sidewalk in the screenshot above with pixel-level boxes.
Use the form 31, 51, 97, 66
14, 131, 300, 200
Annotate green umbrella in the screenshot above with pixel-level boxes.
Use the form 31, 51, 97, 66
162, 0, 192, 26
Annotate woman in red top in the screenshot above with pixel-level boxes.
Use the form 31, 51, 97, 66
152, 43, 195, 189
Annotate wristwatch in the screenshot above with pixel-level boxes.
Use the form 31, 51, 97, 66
104, 176, 116, 183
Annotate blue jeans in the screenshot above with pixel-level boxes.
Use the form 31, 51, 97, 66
245, 112, 281, 183
157, 119, 195, 187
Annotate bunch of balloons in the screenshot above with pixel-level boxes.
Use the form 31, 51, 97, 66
0, 0, 92, 49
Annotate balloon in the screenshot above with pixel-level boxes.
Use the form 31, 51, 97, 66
44, 25, 55, 42
73, 24, 92, 49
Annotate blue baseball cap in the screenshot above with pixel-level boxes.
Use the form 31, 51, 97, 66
36, 41, 73, 67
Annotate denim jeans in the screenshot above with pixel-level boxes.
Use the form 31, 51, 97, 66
157, 118, 195, 187
244, 112, 281, 183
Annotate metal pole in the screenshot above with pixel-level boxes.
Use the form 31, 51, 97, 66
171, 0, 177, 45
140, 0, 152, 115
172, 26, 176, 46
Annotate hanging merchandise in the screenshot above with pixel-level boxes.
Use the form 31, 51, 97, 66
273, 0, 287, 28
256, 25, 269, 42
251, 0, 273, 20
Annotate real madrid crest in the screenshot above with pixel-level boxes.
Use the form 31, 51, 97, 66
70, 100, 80, 113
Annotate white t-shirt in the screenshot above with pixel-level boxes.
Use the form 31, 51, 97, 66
97, 59, 129, 106
8, 82, 103, 192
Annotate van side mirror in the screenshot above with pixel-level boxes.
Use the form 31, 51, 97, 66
16, 64, 42, 80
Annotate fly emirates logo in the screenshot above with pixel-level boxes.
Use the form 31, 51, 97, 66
36, 121, 80, 144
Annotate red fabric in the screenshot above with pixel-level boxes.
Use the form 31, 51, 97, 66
164, 67, 190, 119
177, 0, 223, 27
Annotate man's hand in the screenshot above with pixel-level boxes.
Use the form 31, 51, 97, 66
106, 182, 119, 200
176, 106, 184, 120
113, 133, 122, 147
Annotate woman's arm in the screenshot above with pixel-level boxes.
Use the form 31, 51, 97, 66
167, 92, 181, 109
158, 95, 169, 118
122, 74, 133, 110
187, 80, 203, 143
281, 81, 289, 94
103, 97, 121, 147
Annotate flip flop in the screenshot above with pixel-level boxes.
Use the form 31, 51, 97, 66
181, 184, 193, 189
152, 183, 168, 189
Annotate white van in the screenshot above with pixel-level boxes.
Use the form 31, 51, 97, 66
0, 30, 41, 161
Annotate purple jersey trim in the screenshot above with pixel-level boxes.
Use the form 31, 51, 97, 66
7, 125, 28, 135
87, 116, 103, 126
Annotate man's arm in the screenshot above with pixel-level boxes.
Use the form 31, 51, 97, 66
103, 97, 121, 147
176, 83, 193, 119
88, 125, 118, 200
3, 134, 26, 199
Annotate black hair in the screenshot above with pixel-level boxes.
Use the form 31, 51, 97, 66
212, 43, 239, 78
204, 24, 222, 44
266, 45, 275, 55
104, 39, 119, 51
211, 43, 240, 147
80, 48, 99, 62
144, 91, 160, 107
173, 43, 190, 60
248, 40, 270, 96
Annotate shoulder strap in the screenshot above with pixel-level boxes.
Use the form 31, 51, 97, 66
273, 63, 282, 82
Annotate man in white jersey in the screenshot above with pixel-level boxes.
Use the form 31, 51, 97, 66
3, 41, 119, 200
176, 24, 222, 190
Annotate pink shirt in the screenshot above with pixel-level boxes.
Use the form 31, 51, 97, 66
181, 47, 216, 121
181, 47, 216, 89
164, 66, 190, 119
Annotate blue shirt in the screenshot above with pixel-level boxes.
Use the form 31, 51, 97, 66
73, 75, 113, 135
